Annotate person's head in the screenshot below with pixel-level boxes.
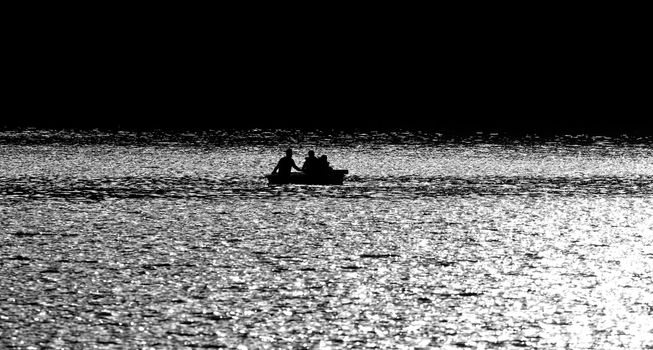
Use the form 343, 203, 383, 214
285, 148, 293, 157
308, 150, 315, 157
320, 155, 327, 161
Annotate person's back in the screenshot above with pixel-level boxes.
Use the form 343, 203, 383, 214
302, 150, 319, 175
276, 156, 294, 176
317, 155, 332, 175
272, 148, 301, 181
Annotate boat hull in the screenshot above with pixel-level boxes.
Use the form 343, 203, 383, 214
266, 170, 348, 185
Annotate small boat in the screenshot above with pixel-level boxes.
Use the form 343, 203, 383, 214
266, 170, 349, 185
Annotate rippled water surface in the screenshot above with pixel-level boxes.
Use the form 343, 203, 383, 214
1, 130, 652, 349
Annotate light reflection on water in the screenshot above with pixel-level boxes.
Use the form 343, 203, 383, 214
1, 130, 652, 349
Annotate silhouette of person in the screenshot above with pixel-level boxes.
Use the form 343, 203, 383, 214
272, 148, 302, 181
317, 155, 333, 175
302, 150, 319, 175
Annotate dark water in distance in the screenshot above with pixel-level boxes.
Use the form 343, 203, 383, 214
1, 130, 652, 349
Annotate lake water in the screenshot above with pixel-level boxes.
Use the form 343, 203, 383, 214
1, 129, 652, 349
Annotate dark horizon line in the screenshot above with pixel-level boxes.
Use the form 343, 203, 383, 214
2, 123, 650, 136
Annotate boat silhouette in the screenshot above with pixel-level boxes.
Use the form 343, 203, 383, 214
266, 170, 348, 185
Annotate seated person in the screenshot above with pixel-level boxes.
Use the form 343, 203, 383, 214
317, 155, 333, 175
271, 148, 302, 181
302, 150, 319, 175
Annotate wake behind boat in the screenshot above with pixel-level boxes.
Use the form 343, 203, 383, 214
266, 169, 348, 185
